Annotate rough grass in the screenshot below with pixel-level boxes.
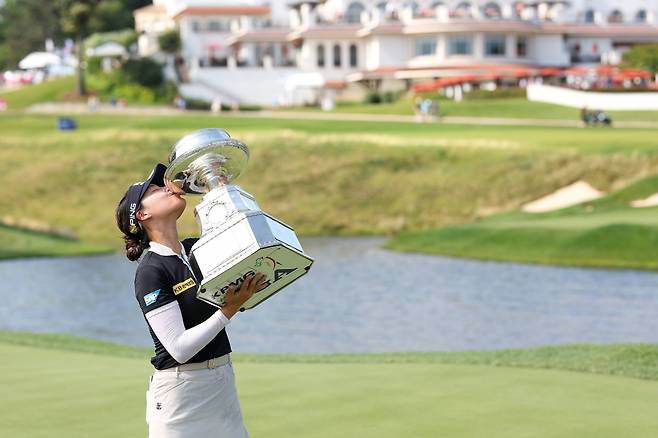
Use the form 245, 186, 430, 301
2, 331, 658, 437
2, 112, 658, 257
387, 174, 658, 270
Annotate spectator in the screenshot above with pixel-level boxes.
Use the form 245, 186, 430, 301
211, 97, 222, 113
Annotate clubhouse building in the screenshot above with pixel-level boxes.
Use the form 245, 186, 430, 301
134, 0, 658, 105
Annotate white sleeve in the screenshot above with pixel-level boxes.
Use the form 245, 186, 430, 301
145, 301, 230, 364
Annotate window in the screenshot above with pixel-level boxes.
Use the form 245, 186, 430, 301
608, 9, 623, 23
406, 1, 420, 17
333, 44, 342, 67
584, 9, 595, 23
482, 2, 501, 19
452, 2, 472, 19
447, 35, 473, 55
485, 34, 506, 56
636, 10, 647, 23
512, 1, 524, 18
349, 44, 358, 67
317, 44, 325, 67
208, 21, 223, 32
191, 21, 201, 32
516, 36, 527, 57
346, 2, 365, 23
415, 36, 437, 56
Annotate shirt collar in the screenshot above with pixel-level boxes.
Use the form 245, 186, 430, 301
146, 240, 186, 257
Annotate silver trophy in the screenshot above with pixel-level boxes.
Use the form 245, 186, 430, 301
164, 128, 313, 311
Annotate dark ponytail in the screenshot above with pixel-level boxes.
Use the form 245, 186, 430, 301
115, 192, 150, 261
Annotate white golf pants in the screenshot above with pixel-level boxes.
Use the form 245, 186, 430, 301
146, 360, 249, 437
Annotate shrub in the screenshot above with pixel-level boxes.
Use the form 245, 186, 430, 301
121, 58, 164, 88
622, 44, 658, 75
184, 98, 211, 111
86, 56, 103, 75
365, 91, 382, 104
113, 83, 156, 104
158, 30, 181, 54
238, 103, 262, 111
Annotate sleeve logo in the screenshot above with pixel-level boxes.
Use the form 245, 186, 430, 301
144, 289, 161, 306
173, 278, 197, 295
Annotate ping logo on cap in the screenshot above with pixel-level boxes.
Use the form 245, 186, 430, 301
129, 202, 139, 234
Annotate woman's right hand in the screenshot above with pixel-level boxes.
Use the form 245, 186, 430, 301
221, 272, 268, 319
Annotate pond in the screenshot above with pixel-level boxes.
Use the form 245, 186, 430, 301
1, 237, 657, 353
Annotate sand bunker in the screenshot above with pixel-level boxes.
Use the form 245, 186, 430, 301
631, 193, 658, 208
522, 181, 604, 213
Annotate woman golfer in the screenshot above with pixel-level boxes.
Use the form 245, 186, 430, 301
115, 163, 266, 437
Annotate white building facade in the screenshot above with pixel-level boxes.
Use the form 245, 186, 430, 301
135, 0, 658, 105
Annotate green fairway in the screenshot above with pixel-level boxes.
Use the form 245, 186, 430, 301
281, 96, 658, 123
388, 174, 658, 270
2, 332, 658, 437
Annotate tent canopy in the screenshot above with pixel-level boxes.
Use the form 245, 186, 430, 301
18, 52, 62, 69
86, 42, 127, 57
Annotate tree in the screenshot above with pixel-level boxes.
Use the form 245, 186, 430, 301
158, 30, 181, 55
622, 44, 658, 76
1, 0, 156, 88
55, 0, 106, 96
0, 0, 59, 70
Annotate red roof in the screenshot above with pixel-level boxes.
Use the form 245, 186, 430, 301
324, 80, 347, 89
411, 65, 654, 92
173, 6, 271, 18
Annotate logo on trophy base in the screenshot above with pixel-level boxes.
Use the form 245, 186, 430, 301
164, 128, 313, 311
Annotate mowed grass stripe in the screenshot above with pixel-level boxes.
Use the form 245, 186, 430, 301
2, 341, 658, 438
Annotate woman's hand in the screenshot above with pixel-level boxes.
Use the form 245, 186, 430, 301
220, 272, 268, 319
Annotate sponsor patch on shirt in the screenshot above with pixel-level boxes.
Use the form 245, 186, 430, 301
173, 277, 196, 295
144, 289, 161, 306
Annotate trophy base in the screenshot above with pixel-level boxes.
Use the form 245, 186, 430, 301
192, 211, 313, 310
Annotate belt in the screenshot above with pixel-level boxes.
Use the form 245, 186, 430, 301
159, 353, 230, 372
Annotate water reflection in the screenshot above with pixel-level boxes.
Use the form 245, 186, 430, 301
1, 237, 657, 353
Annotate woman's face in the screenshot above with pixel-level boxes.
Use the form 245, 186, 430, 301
137, 184, 186, 224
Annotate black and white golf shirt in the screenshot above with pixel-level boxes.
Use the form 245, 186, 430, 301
134, 237, 232, 370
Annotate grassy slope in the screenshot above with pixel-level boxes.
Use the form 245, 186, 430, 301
282, 96, 658, 122
2, 332, 658, 438
387, 174, 658, 270
2, 113, 658, 254
0, 77, 75, 110
0, 224, 111, 260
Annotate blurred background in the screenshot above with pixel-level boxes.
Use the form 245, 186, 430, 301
1, 0, 658, 437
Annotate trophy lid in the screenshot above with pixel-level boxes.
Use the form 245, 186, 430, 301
165, 128, 249, 194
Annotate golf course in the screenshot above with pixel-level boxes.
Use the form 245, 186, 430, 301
2, 78, 658, 269
2, 331, 658, 437
3, 78, 658, 437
